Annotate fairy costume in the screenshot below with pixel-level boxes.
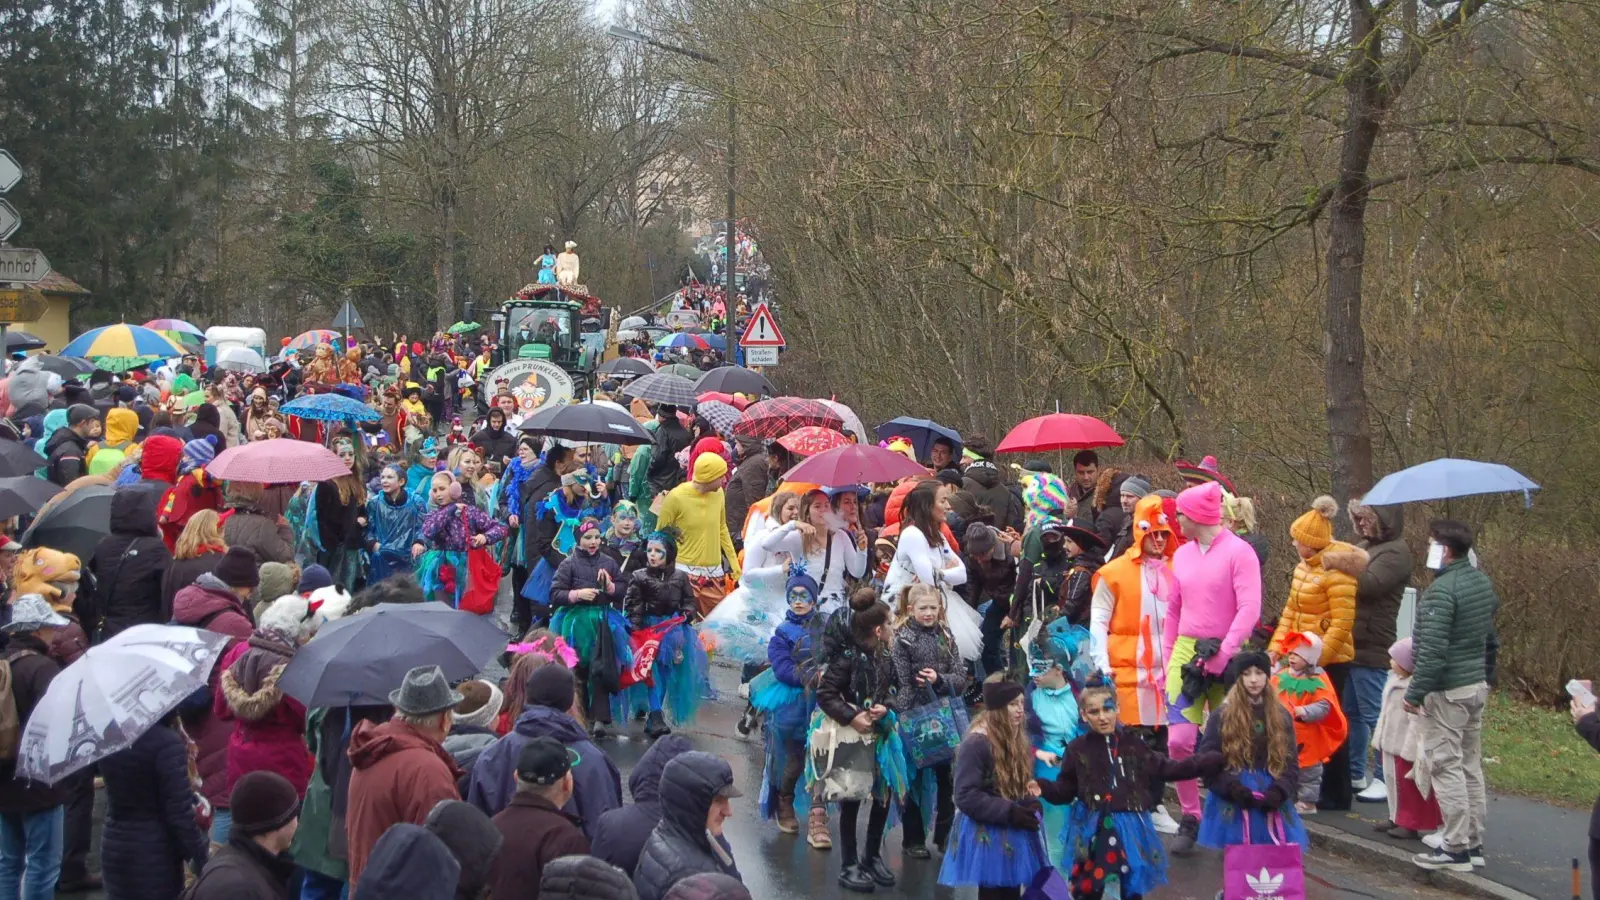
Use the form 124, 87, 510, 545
540, 469, 612, 557
536, 251, 558, 284
602, 501, 646, 572
1196, 658, 1308, 850
700, 563, 791, 665
1026, 622, 1093, 866
621, 529, 709, 734
416, 483, 508, 608
938, 698, 1050, 890
753, 567, 825, 831
549, 520, 630, 729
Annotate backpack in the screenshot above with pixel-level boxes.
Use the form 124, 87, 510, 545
0, 650, 39, 762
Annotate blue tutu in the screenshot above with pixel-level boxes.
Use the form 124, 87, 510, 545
1197, 769, 1309, 849
651, 617, 710, 726
415, 549, 468, 607
1060, 806, 1168, 898
938, 813, 1050, 888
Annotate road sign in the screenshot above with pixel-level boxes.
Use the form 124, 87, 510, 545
744, 346, 778, 366
332, 300, 365, 329
0, 248, 50, 284
739, 304, 785, 346
0, 289, 48, 324
0, 200, 18, 242
0, 151, 19, 194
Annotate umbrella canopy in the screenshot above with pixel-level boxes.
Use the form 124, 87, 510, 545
0, 476, 61, 520
702, 334, 727, 351
22, 483, 114, 560
621, 372, 700, 407
734, 397, 845, 440
657, 332, 709, 351
17, 355, 95, 379
783, 444, 930, 487
281, 393, 382, 422
597, 357, 655, 379
0, 442, 47, 478
695, 400, 743, 442
618, 315, 648, 330
4, 331, 47, 352
996, 413, 1124, 453
91, 355, 161, 373
215, 346, 267, 374
207, 439, 351, 483
517, 402, 654, 445
18, 625, 230, 785
777, 426, 852, 457
695, 366, 775, 398
877, 416, 963, 463
278, 602, 506, 707
142, 318, 205, 338
448, 321, 481, 335
61, 324, 186, 360
819, 400, 866, 444
658, 363, 703, 380
285, 329, 341, 352
698, 391, 751, 412
1361, 458, 1540, 506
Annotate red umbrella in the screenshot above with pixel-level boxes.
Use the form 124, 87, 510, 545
733, 397, 845, 440
207, 439, 352, 483
783, 444, 930, 487
697, 390, 751, 412
996, 413, 1124, 453
776, 426, 851, 457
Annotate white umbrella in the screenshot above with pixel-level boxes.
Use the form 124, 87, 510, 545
216, 346, 267, 374
618, 316, 648, 330
17, 624, 231, 785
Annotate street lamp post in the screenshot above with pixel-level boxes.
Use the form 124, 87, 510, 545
606, 25, 736, 320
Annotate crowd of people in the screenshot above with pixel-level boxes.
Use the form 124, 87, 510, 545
0, 308, 1521, 900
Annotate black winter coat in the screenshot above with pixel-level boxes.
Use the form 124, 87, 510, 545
45, 427, 91, 486
646, 419, 692, 495
469, 425, 517, 465
101, 722, 210, 900
314, 481, 364, 551
0, 634, 62, 813
520, 466, 562, 569
963, 464, 1023, 531
632, 752, 742, 900
889, 621, 967, 712
817, 640, 895, 726
161, 552, 223, 624
551, 547, 624, 608
90, 489, 173, 639
623, 566, 695, 626
182, 834, 296, 900
592, 735, 693, 874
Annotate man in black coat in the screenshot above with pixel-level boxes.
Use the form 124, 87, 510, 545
633, 752, 743, 900
87, 488, 173, 640
45, 405, 100, 486
184, 771, 300, 900
592, 735, 694, 874
646, 405, 692, 496
519, 444, 578, 631
0, 596, 69, 897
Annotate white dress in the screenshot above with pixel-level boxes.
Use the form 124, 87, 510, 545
759, 522, 868, 609
883, 524, 984, 661
701, 517, 792, 664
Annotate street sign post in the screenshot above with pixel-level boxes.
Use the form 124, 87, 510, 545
0, 151, 19, 194
738, 304, 785, 346
744, 346, 778, 367
0, 290, 49, 323
0, 200, 19, 243
0, 248, 50, 284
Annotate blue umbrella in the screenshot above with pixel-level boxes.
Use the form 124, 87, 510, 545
876, 416, 963, 464
1361, 458, 1539, 506
656, 332, 710, 350
702, 333, 727, 351
280, 393, 381, 422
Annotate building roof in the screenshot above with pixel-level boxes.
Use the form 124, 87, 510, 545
34, 271, 88, 296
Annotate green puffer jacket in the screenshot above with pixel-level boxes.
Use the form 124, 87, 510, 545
1405, 559, 1500, 706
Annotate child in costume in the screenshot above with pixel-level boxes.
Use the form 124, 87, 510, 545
1196, 650, 1308, 850
1037, 677, 1221, 899
542, 469, 612, 557
700, 489, 803, 666
549, 518, 628, 738
1369, 638, 1442, 838
602, 501, 646, 572
364, 463, 427, 582
890, 583, 968, 860
938, 680, 1049, 899
622, 528, 707, 737
416, 472, 508, 608
1273, 631, 1349, 814
1026, 621, 1090, 867
753, 566, 827, 842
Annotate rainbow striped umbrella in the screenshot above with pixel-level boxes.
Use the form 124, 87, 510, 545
61, 324, 186, 360
143, 318, 205, 338
286, 329, 341, 352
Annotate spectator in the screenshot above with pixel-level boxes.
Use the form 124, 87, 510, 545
1407, 520, 1498, 873
541, 856, 639, 900
963, 460, 1023, 532
171, 546, 260, 643
592, 735, 694, 874
1345, 498, 1412, 804
85, 408, 139, 477
350, 825, 459, 900
424, 801, 503, 900
0, 596, 69, 900
1068, 450, 1099, 523
345, 665, 465, 886
632, 752, 743, 900
221, 481, 295, 565
88, 488, 173, 639
724, 437, 768, 543
487, 739, 590, 899
44, 404, 99, 486
217, 595, 321, 800
183, 772, 301, 900
161, 508, 228, 622
1572, 686, 1599, 900
98, 706, 210, 900
664, 874, 753, 900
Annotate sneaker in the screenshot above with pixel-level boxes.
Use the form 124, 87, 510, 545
1353, 776, 1370, 791
1422, 832, 1444, 850
838, 864, 875, 893
903, 844, 930, 860
1151, 805, 1182, 835
862, 857, 897, 887
1468, 846, 1486, 867
1357, 780, 1389, 803
1295, 801, 1319, 815
1413, 849, 1473, 872
1169, 814, 1200, 856
739, 681, 751, 700
1387, 826, 1422, 840
1372, 819, 1397, 832
589, 722, 609, 740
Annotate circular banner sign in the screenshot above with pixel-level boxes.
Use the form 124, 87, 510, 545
486, 359, 575, 417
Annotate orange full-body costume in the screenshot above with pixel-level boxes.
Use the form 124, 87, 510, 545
1089, 493, 1178, 727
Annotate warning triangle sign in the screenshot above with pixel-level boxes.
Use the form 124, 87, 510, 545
739, 304, 786, 346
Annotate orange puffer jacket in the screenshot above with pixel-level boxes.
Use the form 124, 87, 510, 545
1270, 542, 1366, 666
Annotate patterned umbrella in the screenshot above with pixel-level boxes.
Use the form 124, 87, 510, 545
656, 332, 709, 350
733, 397, 845, 440
659, 364, 703, 379
695, 366, 775, 398
448, 321, 481, 335
695, 400, 743, 442
207, 439, 351, 483
143, 318, 205, 337
777, 426, 852, 457
285, 329, 342, 352
90, 356, 161, 373
621, 372, 700, 407
61, 325, 186, 360
281, 393, 381, 422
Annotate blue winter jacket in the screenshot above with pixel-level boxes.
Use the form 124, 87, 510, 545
767, 609, 820, 732
466, 704, 621, 839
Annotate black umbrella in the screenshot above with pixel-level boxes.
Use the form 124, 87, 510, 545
517, 402, 654, 445
4, 331, 47, 353
277, 602, 506, 707
620, 372, 700, 407
21, 483, 114, 560
695, 365, 776, 398
18, 355, 94, 379
0, 442, 47, 478
597, 357, 655, 379
0, 476, 62, 520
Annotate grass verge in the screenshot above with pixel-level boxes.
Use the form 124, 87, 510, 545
1482, 691, 1600, 807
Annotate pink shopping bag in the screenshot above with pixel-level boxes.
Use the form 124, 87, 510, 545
1222, 813, 1305, 899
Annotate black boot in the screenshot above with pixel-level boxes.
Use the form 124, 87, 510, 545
837, 865, 875, 893
1170, 814, 1200, 856
737, 703, 758, 736
862, 857, 896, 887
644, 710, 672, 738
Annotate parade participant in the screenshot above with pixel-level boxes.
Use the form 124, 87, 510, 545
1035, 678, 1223, 900
540, 467, 610, 559
725, 436, 768, 541
1163, 480, 1262, 853
1196, 650, 1306, 852
1007, 519, 1099, 641
623, 528, 707, 737
365, 463, 427, 582
513, 442, 576, 630
937, 680, 1048, 900
446, 444, 491, 507
741, 489, 800, 571
417, 472, 508, 610
883, 480, 981, 662
470, 407, 517, 465
312, 436, 368, 591
1369, 639, 1442, 839
302, 344, 337, 390
550, 519, 628, 737
555, 241, 581, 286
243, 388, 274, 441
537, 245, 559, 284
891, 583, 968, 860
1273, 632, 1349, 815
757, 489, 868, 612
751, 567, 826, 843
1024, 626, 1084, 866
655, 453, 740, 617
602, 500, 645, 571
339, 347, 362, 385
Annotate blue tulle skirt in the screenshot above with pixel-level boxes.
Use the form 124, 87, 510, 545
699, 567, 788, 664
650, 617, 710, 725
1197, 769, 1310, 849
415, 549, 467, 607
551, 604, 634, 673
1060, 806, 1168, 897
937, 813, 1050, 888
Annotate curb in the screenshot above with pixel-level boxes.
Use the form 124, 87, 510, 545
1304, 821, 1539, 900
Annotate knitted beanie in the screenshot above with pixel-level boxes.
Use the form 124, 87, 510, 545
1289, 495, 1338, 551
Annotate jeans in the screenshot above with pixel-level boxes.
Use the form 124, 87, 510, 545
1422, 682, 1488, 853
1346, 665, 1388, 783
209, 809, 232, 845
300, 868, 348, 900
0, 807, 64, 900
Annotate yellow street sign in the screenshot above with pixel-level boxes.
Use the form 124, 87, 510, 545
0, 289, 49, 324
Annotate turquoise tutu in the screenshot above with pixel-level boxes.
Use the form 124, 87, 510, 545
551, 604, 634, 672
652, 617, 710, 726
1197, 769, 1309, 849
749, 668, 805, 714
1060, 806, 1168, 897
937, 813, 1050, 888
415, 549, 468, 607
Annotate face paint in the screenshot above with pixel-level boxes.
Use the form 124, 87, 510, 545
647, 541, 668, 568
614, 517, 638, 537
1083, 694, 1118, 735
787, 586, 815, 612
579, 529, 602, 552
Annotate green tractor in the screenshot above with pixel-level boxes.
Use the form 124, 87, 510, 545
485, 285, 605, 411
